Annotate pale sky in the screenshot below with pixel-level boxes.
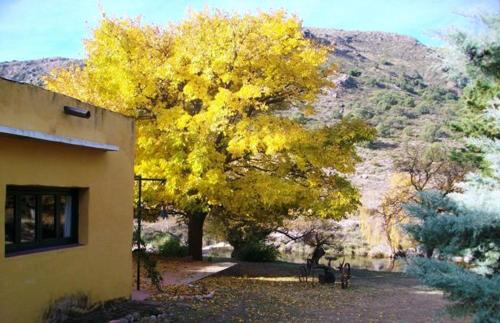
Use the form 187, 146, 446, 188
0, 0, 498, 61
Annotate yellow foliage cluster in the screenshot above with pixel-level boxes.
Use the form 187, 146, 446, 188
45, 10, 375, 222
359, 173, 415, 252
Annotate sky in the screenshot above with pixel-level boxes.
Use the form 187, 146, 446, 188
0, 0, 498, 61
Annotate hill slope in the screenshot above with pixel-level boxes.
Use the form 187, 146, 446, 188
0, 57, 81, 86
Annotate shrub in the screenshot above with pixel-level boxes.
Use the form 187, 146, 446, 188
234, 240, 279, 262
402, 127, 414, 137
349, 68, 362, 77
366, 77, 385, 88
401, 96, 416, 108
415, 103, 433, 115
422, 87, 457, 102
374, 91, 400, 110
353, 106, 375, 119
158, 235, 189, 257
136, 249, 163, 291
386, 116, 408, 129
376, 115, 408, 137
376, 123, 392, 137
392, 106, 416, 119
395, 74, 427, 94
420, 123, 441, 142
43, 294, 90, 323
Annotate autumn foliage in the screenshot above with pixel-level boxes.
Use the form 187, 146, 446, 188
46, 10, 375, 259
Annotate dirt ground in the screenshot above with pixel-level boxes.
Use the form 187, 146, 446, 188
68, 261, 468, 323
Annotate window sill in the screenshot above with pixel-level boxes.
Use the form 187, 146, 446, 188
5, 243, 83, 258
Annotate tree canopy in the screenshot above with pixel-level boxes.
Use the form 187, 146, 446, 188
46, 10, 375, 259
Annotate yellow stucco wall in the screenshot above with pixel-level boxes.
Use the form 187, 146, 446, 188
0, 78, 135, 323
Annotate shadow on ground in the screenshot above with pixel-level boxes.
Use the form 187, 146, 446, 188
68, 260, 467, 323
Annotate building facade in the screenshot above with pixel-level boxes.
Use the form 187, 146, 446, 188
0, 77, 135, 322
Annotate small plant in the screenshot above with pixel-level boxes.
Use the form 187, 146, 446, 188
420, 123, 441, 142
366, 77, 384, 88
376, 123, 392, 137
133, 228, 164, 292
349, 68, 362, 77
43, 294, 90, 323
353, 105, 375, 119
234, 240, 279, 262
158, 235, 189, 258
139, 250, 164, 292
415, 103, 432, 115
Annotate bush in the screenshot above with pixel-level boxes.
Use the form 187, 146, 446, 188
376, 115, 408, 137
158, 235, 189, 257
374, 91, 401, 110
366, 77, 385, 88
353, 106, 375, 119
401, 96, 416, 108
136, 249, 163, 291
376, 123, 392, 137
415, 103, 433, 115
392, 106, 416, 119
349, 68, 362, 77
385, 116, 408, 129
43, 294, 89, 323
235, 241, 278, 262
420, 123, 448, 142
422, 87, 457, 102
402, 127, 414, 137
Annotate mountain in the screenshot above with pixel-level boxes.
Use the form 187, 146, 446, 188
0, 29, 459, 208
0, 57, 81, 86
303, 29, 459, 207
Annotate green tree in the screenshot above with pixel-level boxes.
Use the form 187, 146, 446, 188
403, 14, 500, 322
404, 191, 499, 322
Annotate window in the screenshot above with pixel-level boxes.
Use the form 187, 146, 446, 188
4, 186, 78, 254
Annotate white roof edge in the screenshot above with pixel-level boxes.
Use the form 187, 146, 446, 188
0, 125, 119, 152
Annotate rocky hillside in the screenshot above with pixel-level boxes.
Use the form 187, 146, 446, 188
304, 29, 458, 207
0, 29, 459, 209
0, 57, 81, 86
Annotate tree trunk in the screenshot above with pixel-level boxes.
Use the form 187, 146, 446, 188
426, 247, 434, 258
188, 212, 207, 261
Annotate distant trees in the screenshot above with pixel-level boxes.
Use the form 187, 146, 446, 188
46, 10, 375, 260
366, 142, 472, 255
394, 143, 472, 195
373, 174, 414, 254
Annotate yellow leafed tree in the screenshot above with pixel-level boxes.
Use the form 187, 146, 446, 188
46, 10, 375, 259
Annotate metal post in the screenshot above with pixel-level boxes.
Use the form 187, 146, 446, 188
136, 175, 142, 291
134, 175, 166, 291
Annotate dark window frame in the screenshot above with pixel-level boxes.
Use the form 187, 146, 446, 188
5, 185, 79, 255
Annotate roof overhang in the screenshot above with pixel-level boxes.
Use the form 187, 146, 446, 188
0, 125, 119, 151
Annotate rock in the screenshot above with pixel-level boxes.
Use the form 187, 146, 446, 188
156, 313, 171, 322
108, 319, 128, 323
334, 74, 357, 89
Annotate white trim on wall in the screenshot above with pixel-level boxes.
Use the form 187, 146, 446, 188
0, 125, 119, 151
